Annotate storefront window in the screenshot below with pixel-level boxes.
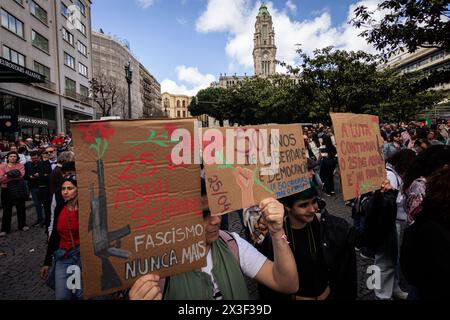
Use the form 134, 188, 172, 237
0, 94, 18, 115
1, 93, 56, 139
42, 104, 56, 121
19, 98, 42, 118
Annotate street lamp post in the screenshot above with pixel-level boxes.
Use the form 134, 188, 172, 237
124, 61, 133, 119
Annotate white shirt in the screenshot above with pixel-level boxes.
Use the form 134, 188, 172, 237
48, 160, 58, 170
201, 232, 267, 300
386, 164, 407, 221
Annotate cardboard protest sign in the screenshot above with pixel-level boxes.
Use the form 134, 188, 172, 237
330, 113, 386, 201
203, 124, 310, 215
71, 119, 206, 298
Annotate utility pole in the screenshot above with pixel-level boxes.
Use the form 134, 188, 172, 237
124, 61, 133, 119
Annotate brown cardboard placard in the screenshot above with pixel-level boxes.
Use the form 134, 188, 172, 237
71, 119, 206, 299
330, 113, 386, 201
203, 124, 310, 215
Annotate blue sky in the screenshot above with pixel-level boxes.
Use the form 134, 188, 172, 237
92, 0, 381, 95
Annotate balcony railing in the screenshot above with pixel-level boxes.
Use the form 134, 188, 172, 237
65, 89, 93, 106
34, 80, 57, 92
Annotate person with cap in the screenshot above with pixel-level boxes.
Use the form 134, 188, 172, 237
257, 183, 357, 300
307, 158, 323, 193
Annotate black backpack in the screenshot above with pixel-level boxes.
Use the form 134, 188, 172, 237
358, 189, 398, 251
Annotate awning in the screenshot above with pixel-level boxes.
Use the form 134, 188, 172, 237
0, 57, 45, 83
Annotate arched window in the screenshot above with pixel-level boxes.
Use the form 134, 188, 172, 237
177, 100, 180, 108
182, 100, 186, 108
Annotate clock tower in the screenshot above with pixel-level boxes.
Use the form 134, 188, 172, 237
253, 3, 277, 76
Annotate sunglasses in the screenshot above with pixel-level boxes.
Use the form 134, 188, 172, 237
63, 174, 77, 181
44, 150, 54, 154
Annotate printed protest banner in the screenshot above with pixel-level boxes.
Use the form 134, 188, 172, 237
72, 119, 206, 298
203, 124, 310, 215
330, 113, 386, 201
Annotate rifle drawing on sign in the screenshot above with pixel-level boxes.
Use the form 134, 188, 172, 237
77, 122, 131, 291
89, 158, 131, 291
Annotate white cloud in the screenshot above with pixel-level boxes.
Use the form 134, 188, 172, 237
196, 0, 250, 34
161, 66, 216, 96
136, 0, 157, 9
195, 0, 385, 73
286, 0, 297, 14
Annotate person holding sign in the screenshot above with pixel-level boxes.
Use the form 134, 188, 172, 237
257, 185, 357, 300
319, 135, 337, 197
129, 179, 299, 300
41, 176, 83, 300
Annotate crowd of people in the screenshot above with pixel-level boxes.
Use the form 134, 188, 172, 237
0, 119, 449, 300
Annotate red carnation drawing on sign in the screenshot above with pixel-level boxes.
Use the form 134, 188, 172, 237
77, 122, 115, 159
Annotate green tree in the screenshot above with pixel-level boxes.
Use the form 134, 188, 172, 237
189, 87, 228, 126
368, 69, 445, 122
351, 0, 450, 88
291, 47, 383, 115
287, 46, 443, 122
351, 0, 450, 54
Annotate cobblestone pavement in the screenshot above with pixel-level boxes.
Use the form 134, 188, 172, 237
0, 201, 54, 300
1, 179, 379, 300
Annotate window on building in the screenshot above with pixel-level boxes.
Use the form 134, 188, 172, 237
42, 104, 56, 121
177, 100, 180, 108
32, 30, 49, 53
78, 62, 88, 77
183, 111, 186, 117
77, 41, 87, 56
182, 100, 185, 108
30, 1, 48, 24
62, 27, 74, 46
77, 21, 86, 36
65, 77, 76, 94
262, 25, 268, 38
80, 84, 89, 97
76, 0, 86, 15
61, 2, 70, 18
177, 111, 181, 118
3, 45, 25, 67
34, 61, 50, 81
64, 52, 75, 69
1, 9, 24, 38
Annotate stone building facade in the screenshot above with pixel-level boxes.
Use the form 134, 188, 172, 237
139, 63, 162, 118
161, 92, 192, 119
0, 0, 95, 137
91, 31, 143, 119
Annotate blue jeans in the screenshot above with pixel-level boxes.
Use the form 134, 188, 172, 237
30, 188, 43, 222
54, 247, 83, 300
